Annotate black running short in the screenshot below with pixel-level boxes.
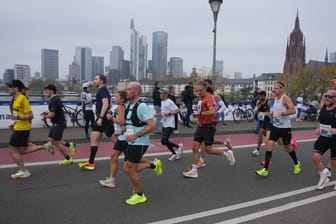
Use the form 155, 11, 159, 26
92, 117, 114, 137
269, 126, 292, 145
9, 130, 30, 147
113, 140, 128, 152
48, 123, 66, 141
314, 136, 336, 160
124, 145, 148, 163
193, 124, 215, 146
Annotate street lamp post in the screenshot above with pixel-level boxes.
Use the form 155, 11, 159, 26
209, 0, 223, 89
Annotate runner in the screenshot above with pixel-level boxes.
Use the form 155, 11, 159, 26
123, 81, 162, 205
256, 82, 301, 177
41, 84, 76, 166
155, 87, 183, 161
99, 90, 127, 188
312, 89, 336, 190
183, 81, 235, 178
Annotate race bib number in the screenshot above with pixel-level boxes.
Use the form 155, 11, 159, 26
258, 112, 265, 121
320, 123, 332, 138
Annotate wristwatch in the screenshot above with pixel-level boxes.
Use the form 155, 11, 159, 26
137, 132, 142, 138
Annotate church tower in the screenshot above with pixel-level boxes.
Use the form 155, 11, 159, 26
283, 11, 306, 75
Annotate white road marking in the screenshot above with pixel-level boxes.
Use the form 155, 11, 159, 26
148, 181, 336, 224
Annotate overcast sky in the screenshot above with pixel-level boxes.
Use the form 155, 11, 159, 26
1, 0, 335, 79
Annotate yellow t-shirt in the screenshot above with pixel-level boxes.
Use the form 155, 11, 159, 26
12, 93, 32, 131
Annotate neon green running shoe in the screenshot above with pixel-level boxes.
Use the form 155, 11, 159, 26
153, 158, 163, 176
69, 142, 76, 155
256, 168, 268, 177
294, 161, 301, 174
125, 193, 147, 205
59, 158, 73, 166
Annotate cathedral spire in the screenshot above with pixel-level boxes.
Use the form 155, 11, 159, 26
325, 48, 329, 64
294, 9, 301, 31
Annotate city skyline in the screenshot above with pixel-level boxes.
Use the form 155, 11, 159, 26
1, 0, 335, 79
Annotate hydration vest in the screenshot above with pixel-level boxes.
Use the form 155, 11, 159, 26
125, 100, 147, 127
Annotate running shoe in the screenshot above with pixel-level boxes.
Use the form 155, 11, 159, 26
43, 142, 54, 155
256, 168, 268, 177
226, 150, 235, 165
261, 160, 273, 166
168, 154, 177, 161
322, 167, 332, 177
78, 161, 95, 170
316, 174, 329, 190
224, 138, 232, 150
125, 193, 147, 205
69, 142, 76, 155
178, 143, 184, 155
196, 160, 206, 168
182, 168, 198, 178
99, 177, 116, 188
251, 148, 260, 156
11, 170, 31, 179
59, 158, 73, 166
153, 158, 162, 176
293, 161, 302, 174
291, 138, 297, 150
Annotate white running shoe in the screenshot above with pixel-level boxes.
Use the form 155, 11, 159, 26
168, 154, 177, 161
316, 174, 329, 190
251, 148, 260, 156
182, 169, 198, 178
178, 143, 184, 155
322, 167, 332, 177
226, 150, 235, 166
11, 170, 31, 179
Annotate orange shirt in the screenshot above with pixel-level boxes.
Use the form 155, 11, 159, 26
198, 92, 215, 124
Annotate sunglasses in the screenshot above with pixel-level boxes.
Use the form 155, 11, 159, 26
324, 95, 336, 99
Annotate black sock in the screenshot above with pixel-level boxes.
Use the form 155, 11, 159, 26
150, 162, 155, 169
136, 192, 143, 196
89, 146, 98, 164
264, 151, 272, 169
326, 167, 331, 171
289, 150, 298, 164
65, 155, 70, 160
64, 142, 70, 147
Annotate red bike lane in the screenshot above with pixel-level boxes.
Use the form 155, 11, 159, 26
0, 130, 317, 167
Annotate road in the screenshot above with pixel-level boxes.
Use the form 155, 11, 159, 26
1, 131, 335, 224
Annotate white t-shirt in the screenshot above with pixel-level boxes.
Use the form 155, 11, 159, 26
161, 98, 178, 128
296, 96, 303, 108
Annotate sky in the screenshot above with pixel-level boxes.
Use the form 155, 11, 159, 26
1, 0, 336, 79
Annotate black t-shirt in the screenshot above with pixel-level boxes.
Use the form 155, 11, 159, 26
95, 85, 111, 115
49, 95, 65, 124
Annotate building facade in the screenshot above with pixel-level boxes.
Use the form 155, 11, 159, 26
169, 57, 183, 77
283, 12, 306, 75
41, 48, 59, 80
92, 56, 104, 76
3, 69, 15, 84
74, 47, 92, 81
14, 64, 31, 82
152, 31, 168, 81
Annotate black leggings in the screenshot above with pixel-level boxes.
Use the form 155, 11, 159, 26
84, 110, 95, 135
161, 127, 179, 154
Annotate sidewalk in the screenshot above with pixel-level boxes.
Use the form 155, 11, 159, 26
0, 120, 317, 148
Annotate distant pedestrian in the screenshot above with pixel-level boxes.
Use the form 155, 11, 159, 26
41, 84, 76, 166
152, 81, 162, 134
218, 87, 228, 125
182, 81, 196, 128
155, 87, 183, 161
123, 81, 162, 205
81, 83, 95, 139
6, 80, 52, 179
295, 92, 304, 121
99, 90, 127, 188
78, 74, 114, 171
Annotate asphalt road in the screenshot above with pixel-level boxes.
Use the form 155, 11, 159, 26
1, 140, 335, 224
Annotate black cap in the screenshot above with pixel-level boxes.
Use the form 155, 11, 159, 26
44, 84, 57, 93
6, 79, 25, 91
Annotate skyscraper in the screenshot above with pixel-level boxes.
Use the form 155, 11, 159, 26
152, 31, 168, 81
74, 47, 92, 81
283, 11, 305, 75
215, 60, 224, 77
110, 46, 124, 74
92, 56, 104, 76
330, 52, 336, 63
130, 19, 148, 80
169, 57, 183, 77
3, 69, 14, 84
41, 48, 59, 80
